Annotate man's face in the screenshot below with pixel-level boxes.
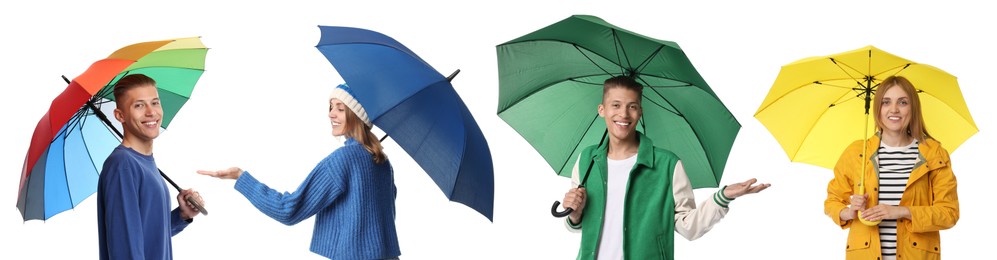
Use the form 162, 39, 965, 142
114, 84, 162, 142
598, 86, 642, 143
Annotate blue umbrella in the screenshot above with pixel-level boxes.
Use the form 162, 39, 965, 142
315, 26, 494, 221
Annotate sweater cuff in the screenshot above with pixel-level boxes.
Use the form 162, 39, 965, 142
566, 217, 583, 230
713, 186, 735, 208
234, 171, 257, 195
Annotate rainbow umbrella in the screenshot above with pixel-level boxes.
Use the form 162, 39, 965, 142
17, 37, 208, 221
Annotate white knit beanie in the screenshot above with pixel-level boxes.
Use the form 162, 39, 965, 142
329, 83, 372, 127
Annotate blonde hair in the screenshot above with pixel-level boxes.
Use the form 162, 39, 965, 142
873, 75, 932, 142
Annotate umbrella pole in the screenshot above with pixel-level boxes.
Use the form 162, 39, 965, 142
856, 79, 879, 226
551, 130, 608, 218
62, 76, 208, 215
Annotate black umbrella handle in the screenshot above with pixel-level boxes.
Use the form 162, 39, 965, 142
551, 130, 606, 218
551, 201, 574, 218
552, 183, 586, 218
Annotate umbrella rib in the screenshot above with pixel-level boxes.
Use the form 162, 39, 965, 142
918, 90, 978, 129
613, 30, 624, 75
612, 29, 634, 74
61, 129, 75, 212
502, 39, 628, 73
639, 79, 682, 116
634, 46, 665, 73
567, 78, 604, 86
812, 81, 859, 90
574, 44, 617, 76
635, 76, 689, 117
62, 106, 89, 139
498, 73, 617, 115
638, 74, 699, 88
755, 78, 870, 115
557, 113, 603, 174
829, 58, 868, 88
873, 63, 912, 79
791, 90, 858, 161
830, 91, 862, 107
92, 99, 124, 143
77, 116, 105, 185
645, 84, 722, 182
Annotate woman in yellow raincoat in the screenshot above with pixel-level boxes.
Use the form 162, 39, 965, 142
824, 76, 959, 260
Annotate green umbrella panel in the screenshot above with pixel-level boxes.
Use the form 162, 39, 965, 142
497, 15, 739, 189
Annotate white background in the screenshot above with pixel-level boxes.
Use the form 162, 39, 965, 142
1, 0, 992, 259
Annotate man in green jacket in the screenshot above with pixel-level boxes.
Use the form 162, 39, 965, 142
561, 76, 770, 259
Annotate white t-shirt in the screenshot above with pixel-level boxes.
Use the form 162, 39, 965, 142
598, 154, 638, 260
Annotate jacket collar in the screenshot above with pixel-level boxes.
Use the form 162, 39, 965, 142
864, 132, 947, 174
591, 131, 655, 169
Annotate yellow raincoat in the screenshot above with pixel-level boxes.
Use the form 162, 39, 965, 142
824, 135, 959, 259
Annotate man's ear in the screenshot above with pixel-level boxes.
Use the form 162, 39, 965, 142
113, 108, 124, 123
597, 103, 605, 118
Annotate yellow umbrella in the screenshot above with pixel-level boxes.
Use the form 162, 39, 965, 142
755, 45, 977, 225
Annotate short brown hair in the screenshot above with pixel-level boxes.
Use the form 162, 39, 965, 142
874, 75, 932, 142
113, 74, 156, 108
603, 76, 643, 96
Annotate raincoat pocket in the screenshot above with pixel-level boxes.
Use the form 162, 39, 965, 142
906, 231, 941, 256
845, 225, 872, 258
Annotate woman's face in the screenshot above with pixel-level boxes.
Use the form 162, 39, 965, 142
879, 85, 912, 136
329, 98, 348, 137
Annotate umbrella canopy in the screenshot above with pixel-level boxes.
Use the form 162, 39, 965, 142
497, 15, 740, 189
754, 45, 978, 169
17, 37, 208, 221
316, 26, 494, 221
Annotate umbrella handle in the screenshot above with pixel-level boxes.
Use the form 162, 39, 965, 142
186, 196, 209, 216
551, 201, 574, 218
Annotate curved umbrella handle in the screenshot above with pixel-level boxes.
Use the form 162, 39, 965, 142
551, 200, 574, 218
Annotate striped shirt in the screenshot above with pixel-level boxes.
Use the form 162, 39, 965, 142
877, 139, 919, 260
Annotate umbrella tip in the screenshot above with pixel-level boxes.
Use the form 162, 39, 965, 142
446, 69, 460, 82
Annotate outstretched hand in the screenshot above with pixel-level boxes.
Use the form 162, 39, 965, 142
197, 167, 243, 180
723, 178, 771, 199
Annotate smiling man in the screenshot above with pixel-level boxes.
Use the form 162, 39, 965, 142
560, 76, 770, 260
96, 74, 205, 260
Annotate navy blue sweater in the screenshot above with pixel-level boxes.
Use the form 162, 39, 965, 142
97, 145, 190, 260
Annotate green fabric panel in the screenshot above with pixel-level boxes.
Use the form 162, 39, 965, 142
497, 15, 739, 188
124, 48, 207, 71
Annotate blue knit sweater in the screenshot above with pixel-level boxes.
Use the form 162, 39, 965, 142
234, 138, 399, 259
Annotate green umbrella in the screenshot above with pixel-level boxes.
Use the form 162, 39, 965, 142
497, 15, 740, 215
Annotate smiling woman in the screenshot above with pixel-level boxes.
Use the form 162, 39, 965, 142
197, 83, 400, 259
826, 76, 959, 260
